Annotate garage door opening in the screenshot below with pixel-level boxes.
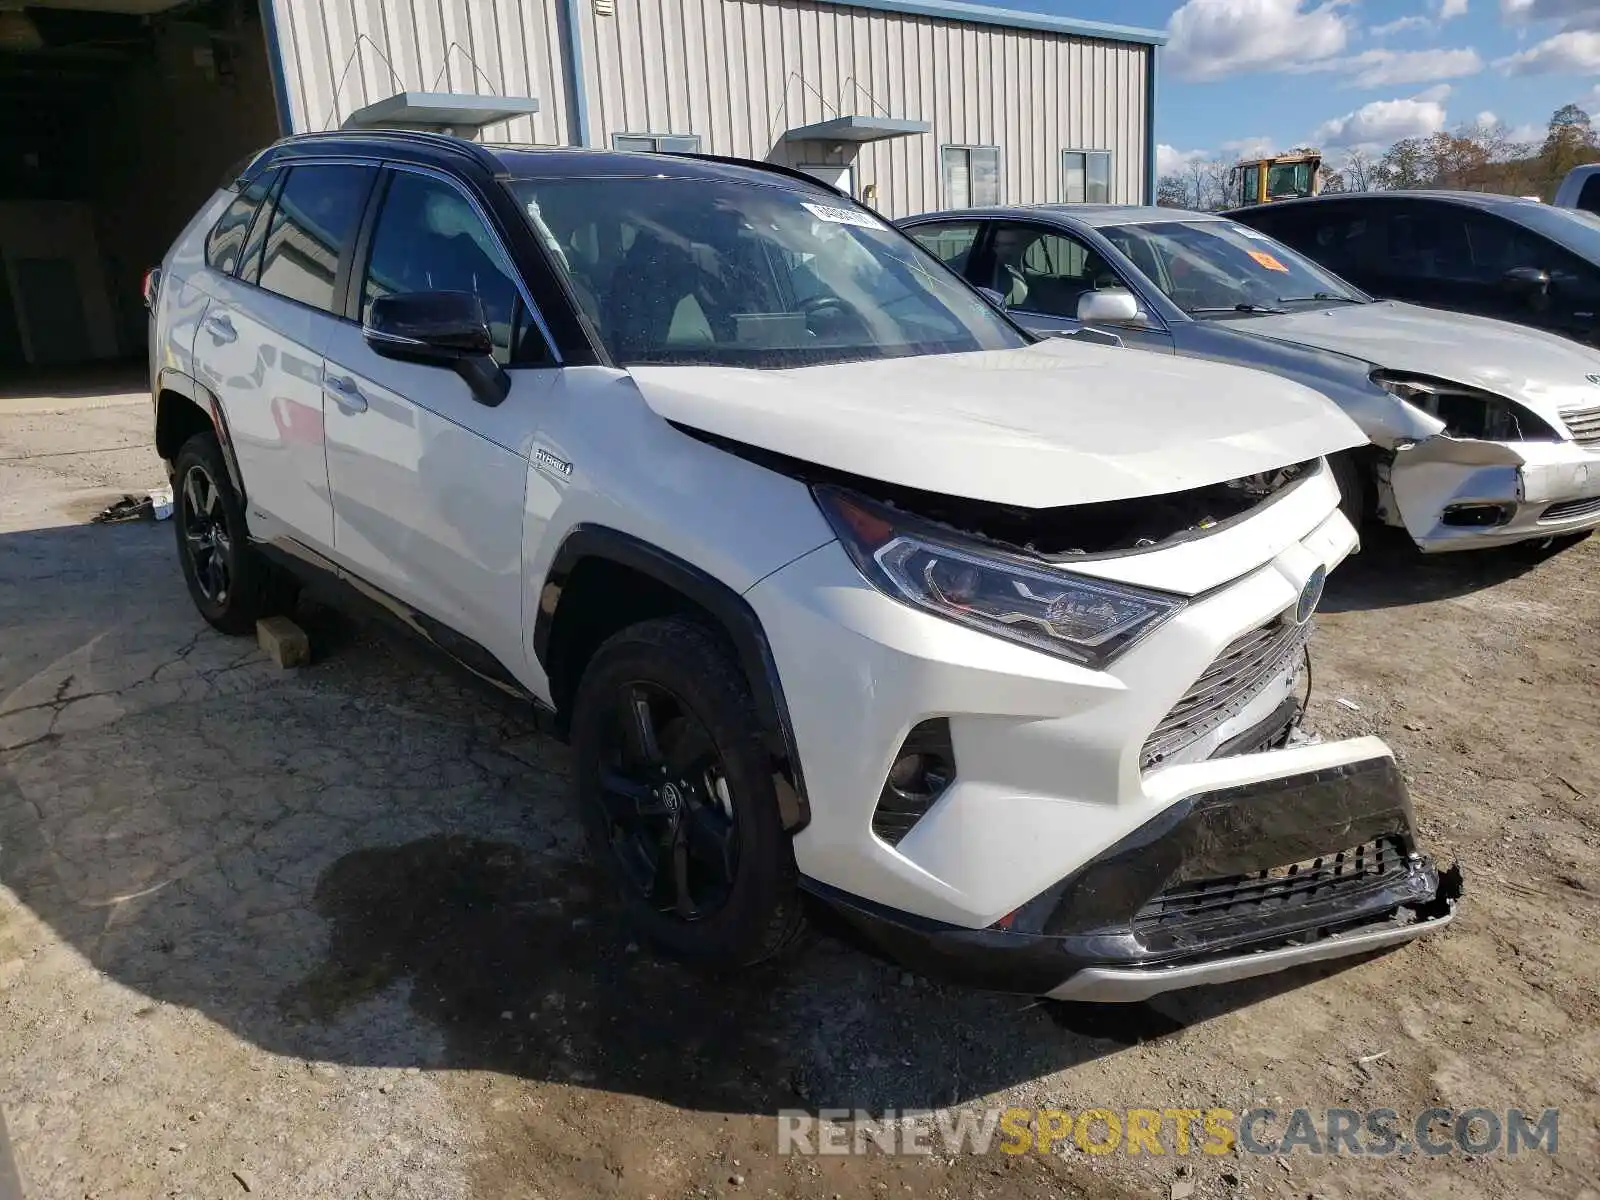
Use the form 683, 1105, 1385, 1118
0, 0, 281, 388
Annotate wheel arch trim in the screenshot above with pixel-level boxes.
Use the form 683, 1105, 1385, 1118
534, 524, 811, 831
156, 368, 246, 503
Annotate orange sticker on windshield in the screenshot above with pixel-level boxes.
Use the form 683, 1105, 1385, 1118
1248, 249, 1290, 273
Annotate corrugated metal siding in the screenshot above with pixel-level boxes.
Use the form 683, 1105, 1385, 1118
270, 0, 571, 145
576, 0, 1149, 216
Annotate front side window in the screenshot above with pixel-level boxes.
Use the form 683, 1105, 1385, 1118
1062, 151, 1112, 204
361, 171, 540, 365
942, 146, 1001, 208
205, 177, 270, 275
511, 176, 1024, 368
985, 225, 1121, 315
1099, 219, 1363, 316
613, 134, 703, 154
907, 222, 981, 275
257, 164, 372, 313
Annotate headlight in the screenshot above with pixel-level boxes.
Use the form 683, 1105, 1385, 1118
814, 486, 1185, 669
1371, 371, 1560, 441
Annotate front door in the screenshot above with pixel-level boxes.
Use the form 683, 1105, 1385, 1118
321, 166, 558, 678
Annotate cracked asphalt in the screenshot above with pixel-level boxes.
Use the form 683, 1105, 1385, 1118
2, 373, 1597, 1200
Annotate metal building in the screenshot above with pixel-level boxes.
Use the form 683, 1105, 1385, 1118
266, 0, 1165, 217
0, 0, 1161, 374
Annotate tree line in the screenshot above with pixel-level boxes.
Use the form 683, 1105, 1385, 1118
1157, 104, 1600, 211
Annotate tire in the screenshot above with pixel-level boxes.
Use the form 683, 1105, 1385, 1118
570, 616, 805, 968
172, 431, 296, 636
1328, 450, 1367, 531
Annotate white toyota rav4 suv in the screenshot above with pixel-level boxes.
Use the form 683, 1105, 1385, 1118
146, 132, 1460, 1001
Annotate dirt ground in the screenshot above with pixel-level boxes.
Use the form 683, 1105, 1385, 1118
1, 373, 1597, 1200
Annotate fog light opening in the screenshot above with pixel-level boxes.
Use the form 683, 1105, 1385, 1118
872, 719, 956, 847
1441, 502, 1512, 528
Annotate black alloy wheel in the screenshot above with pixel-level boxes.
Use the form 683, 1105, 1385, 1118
180, 462, 233, 606
592, 680, 740, 921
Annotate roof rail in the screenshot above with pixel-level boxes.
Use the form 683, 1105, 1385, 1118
276, 127, 505, 175
662, 151, 846, 197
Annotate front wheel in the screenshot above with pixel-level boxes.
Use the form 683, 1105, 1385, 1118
172, 432, 296, 635
570, 617, 805, 968
1328, 450, 1368, 531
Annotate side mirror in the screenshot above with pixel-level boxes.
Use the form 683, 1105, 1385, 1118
1501, 266, 1551, 298
976, 285, 1007, 309
364, 290, 510, 406
1077, 288, 1143, 326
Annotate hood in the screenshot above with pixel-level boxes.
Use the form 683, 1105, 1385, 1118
1244, 301, 1600, 425
627, 340, 1365, 509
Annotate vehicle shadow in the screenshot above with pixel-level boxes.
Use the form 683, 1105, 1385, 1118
0, 520, 1392, 1119
1321, 524, 1569, 613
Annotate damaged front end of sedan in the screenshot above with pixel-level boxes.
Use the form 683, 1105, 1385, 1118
1363, 372, 1600, 552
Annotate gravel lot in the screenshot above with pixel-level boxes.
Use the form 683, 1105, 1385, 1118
1, 375, 1597, 1200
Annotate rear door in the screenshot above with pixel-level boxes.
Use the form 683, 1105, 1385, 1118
194, 162, 374, 553
320, 164, 559, 675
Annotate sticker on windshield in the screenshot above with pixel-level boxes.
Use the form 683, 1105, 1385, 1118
1248, 249, 1290, 273
802, 202, 884, 229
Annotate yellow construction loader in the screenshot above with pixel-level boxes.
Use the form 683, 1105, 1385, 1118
1229, 151, 1324, 207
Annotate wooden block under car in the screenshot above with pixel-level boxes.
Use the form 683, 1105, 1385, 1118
256, 616, 310, 669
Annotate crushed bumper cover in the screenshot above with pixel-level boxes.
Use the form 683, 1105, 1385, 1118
804, 756, 1463, 1001
1388, 435, 1600, 551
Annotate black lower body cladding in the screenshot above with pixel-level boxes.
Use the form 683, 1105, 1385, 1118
804, 757, 1463, 998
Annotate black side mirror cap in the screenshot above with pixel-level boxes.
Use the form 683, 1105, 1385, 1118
363, 290, 510, 406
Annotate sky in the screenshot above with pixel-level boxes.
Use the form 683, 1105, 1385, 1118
986, 0, 1600, 174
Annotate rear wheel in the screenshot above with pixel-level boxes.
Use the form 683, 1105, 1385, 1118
570, 617, 804, 968
173, 432, 296, 635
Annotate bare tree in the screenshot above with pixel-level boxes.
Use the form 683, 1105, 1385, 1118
1338, 148, 1378, 192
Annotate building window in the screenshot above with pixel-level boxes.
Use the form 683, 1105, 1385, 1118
612, 133, 703, 154
942, 146, 1000, 208
1063, 151, 1113, 204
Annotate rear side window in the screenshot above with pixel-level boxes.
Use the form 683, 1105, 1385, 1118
258, 164, 373, 313
1578, 175, 1600, 214
908, 222, 981, 275
205, 177, 270, 275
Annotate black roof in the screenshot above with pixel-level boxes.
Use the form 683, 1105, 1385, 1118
244, 129, 841, 197
1226, 189, 1546, 216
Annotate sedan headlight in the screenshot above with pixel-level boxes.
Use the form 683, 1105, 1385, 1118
1372, 371, 1560, 441
814, 486, 1185, 669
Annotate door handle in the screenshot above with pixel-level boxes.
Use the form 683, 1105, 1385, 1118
322, 373, 368, 414
204, 313, 237, 343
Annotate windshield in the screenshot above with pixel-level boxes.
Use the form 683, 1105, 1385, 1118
507, 176, 1024, 367
1101, 219, 1364, 316
1507, 202, 1600, 261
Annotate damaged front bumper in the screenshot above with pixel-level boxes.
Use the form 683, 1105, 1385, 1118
1385, 435, 1600, 551
808, 753, 1463, 1002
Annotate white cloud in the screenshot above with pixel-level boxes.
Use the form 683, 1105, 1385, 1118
1157, 144, 1212, 175
1166, 0, 1353, 81
1223, 135, 1281, 159
1373, 14, 1433, 32
1507, 121, 1547, 141
1501, 0, 1600, 27
1477, 108, 1500, 124
1314, 94, 1451, 145
1310, 46, 1484, 85
1413, 82, 1456, 101
1496, 29, 1600, 72
1438, 0, 1470, 17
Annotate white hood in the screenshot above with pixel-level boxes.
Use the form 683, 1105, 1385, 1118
1247, 301, 1600, 426
628, 340, 1365, 509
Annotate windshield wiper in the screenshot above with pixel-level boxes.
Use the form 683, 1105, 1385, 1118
1184, 303, 1288, 316
1275, 293, 1361, 304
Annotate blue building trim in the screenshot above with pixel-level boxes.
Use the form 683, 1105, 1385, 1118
1145, 45, 1160, 204
815, 0, 1167, 45
257, 0, 296, 135
558, 0, 593, 146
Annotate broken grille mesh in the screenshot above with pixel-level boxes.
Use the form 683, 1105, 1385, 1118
1562, 404, 1600, 448
1141, 616, 1311, 770
1134, 837, 1410, 935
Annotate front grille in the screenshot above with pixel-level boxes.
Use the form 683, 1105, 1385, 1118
1141, 617, 1313, 769
1562, 403, 1600, 448
1540, 495, 1600, 523
1134, 836, 1411, 938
